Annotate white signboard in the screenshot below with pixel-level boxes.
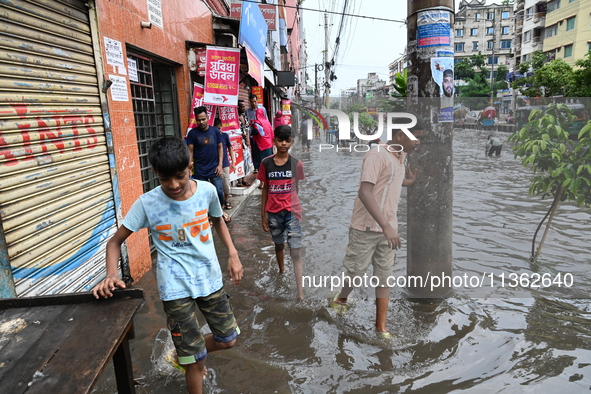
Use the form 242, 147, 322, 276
103, 37, 125, 67
147, 0, 163, 29
109, 75, 129, 101
127, 58, 138, 82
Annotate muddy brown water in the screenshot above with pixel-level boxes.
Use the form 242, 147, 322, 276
93, 129, 591, 393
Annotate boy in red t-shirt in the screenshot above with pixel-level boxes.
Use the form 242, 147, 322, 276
257, 125, 306, 299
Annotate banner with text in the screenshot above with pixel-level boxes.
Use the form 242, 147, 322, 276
204, 46, 240, 106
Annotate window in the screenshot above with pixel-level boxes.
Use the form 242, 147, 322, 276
523, 54, 529, 62
488, 57, 499, 65
487, 12, 494, 20
475, 13, 481, 21
471, 28, 478, 36
502, 27, 509, 35
455, 43, 465, 52
569, 0, 576, 3
501, 40, 511, 49
473, 42, 479, 51
566, 16, 575, 31
524, 31, 531, 42
547, 0, 561, 13
525, 7, 533, 18
502, 12, 509, 19
487, 40, 494, 50
487, 27, 494, 35
588, 42, 591, 52
456, 29, 464, 37
564, 44, 573, 57
545, 24, 558, 38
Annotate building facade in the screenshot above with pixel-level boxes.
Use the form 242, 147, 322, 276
454, 0, 515, 71
542, 0, 591, 66
513, 0, 547, 67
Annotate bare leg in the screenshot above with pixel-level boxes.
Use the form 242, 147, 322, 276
335, 274, 354, 304
375, 286, 390, 332
185, 336, 236, 394
275, 243, 285, 273
291, 248, 304, 299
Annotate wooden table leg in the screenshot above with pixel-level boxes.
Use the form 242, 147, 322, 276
113, 334, 135, 394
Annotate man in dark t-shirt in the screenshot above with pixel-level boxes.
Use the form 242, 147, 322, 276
186, 106, 226, 218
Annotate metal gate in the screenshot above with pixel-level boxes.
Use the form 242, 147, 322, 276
0, 0, 117, 296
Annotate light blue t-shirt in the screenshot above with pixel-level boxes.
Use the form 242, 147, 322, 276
122, 180, 224, 301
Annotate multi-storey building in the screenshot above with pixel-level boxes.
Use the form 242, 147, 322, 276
513, 0, 547, 67
454, 0, 515, 73
542, 0, 591, 66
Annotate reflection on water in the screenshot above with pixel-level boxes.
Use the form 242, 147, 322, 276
93, 129, 591, 393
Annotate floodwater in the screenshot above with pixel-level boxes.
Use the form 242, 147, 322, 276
93, 128, 591, 393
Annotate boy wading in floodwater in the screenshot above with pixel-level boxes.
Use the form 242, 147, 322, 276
92, 137, 243, 394
330, 115, 423, 338
258, 125, 306, 299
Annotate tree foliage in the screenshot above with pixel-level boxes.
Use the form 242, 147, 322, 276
568, 51, 591, 97
391, 69, 407, 98
508, 104, 591, 259
514, 51, 575, 97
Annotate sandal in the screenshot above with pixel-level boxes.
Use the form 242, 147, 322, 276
222, 212, 232, 223
224, 201, 233, 210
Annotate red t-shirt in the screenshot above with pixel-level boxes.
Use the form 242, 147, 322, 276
257, 155, 305, 219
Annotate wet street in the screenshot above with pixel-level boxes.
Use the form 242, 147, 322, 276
94, 128, 591, 393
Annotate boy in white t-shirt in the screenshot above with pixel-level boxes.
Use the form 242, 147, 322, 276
93, 136, 243, 394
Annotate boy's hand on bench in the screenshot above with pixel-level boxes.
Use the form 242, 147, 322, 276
92, 275, 126, 299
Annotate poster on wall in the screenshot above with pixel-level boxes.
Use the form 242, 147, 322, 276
109, 75, 129, 101
127, 58, 138, 82
431, 58, 454, 98
147, 0, 163, 29
417, 10, 451, 48
104, 37, 124, 68
203, 46, 240, 107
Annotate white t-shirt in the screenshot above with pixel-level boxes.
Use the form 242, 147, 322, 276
123, 180, 224, 301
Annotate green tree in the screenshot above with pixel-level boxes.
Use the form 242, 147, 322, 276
568, 50, 591, 97
391, 69, 407, 98
349, 111, 377, 134
454, 58, 475, 80
514, 56, 574, 97
508, 104, 591, 261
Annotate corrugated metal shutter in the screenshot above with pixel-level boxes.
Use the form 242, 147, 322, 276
0, 0, 117, 296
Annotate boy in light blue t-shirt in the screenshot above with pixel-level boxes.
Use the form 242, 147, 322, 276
93, 136, 243, 394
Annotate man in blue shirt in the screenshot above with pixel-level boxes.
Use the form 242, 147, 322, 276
187, 106, 230, 222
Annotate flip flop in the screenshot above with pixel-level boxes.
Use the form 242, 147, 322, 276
329, 294, 350, 315
222, 212, 231, 223
376, 330, 394, 340
224, 201, 233, 210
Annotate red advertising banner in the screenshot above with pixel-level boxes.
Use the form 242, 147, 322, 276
196, 47, 206, 77
245, 47, 263, 87
187, 83, 205, 135
205, 104, 216, 127
251, 86, 263, 105
218, 106, 240, 133
204, 46, 240, 106
281, 99, 291, 126
229, 135, 244, 181
230, 2, 276, 30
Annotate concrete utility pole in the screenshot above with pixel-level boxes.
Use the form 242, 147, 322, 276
489, 17, 496, 106
324, 12, 330, 109
406, 0, 454, 297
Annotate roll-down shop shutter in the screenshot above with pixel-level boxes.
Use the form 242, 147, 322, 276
0, 0, 118, 296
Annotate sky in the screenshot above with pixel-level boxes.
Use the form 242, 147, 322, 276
301, 0, 502, 94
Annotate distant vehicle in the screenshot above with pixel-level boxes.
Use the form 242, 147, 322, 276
515, 103, 589, 137
463, 110, 482, 128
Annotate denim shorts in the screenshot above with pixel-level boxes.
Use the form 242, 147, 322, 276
267, 210, 302, 249
162, 288, 239, 364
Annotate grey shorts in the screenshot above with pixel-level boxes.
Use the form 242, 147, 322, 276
342, 227, 396, 287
